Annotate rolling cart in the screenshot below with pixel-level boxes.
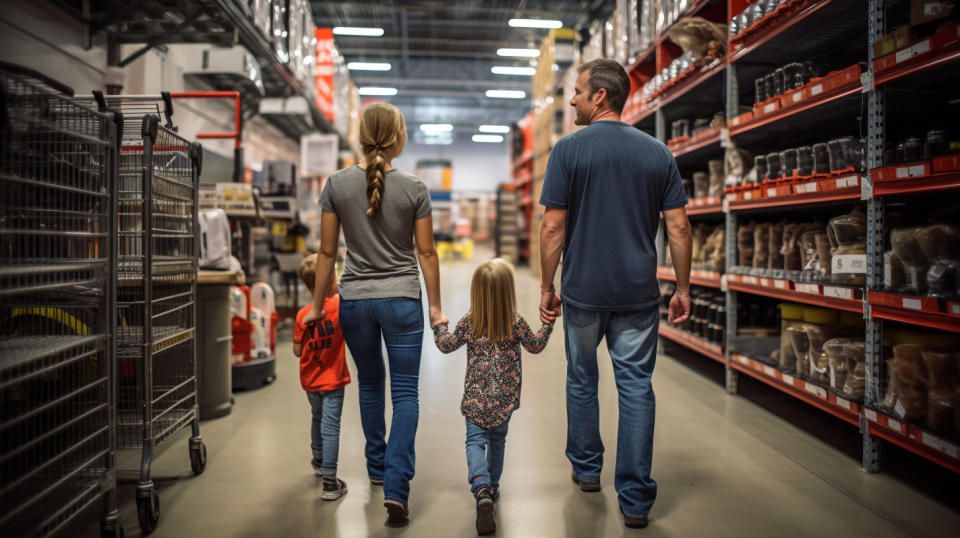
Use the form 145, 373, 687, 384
0, 66, 122, 537
84, 93, 208, 535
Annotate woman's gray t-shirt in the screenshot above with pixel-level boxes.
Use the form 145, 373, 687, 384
319, 165, 432, 301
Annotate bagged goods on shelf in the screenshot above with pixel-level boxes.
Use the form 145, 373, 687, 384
801, 307, 842, 386
753, 223, 771, 268
922, 350, 959, 390
786, 323, 813, 378
766, 151, 782, 180
812, 143, 830, 174
883, 250, 908, 290
667, 17, 728, 61
754, 154, 768, 183
799, 230, 820, 273
823, 338, 852, 392
796, 146, 814, 176
708, 159, 725, 196
778, 303, 804, 372
842, 340, 866, 400
883, 344, 929, 422
703, 227, 726, 272
738, 222, 756, 267
917, 222, 960, 260
768, 221, 785, 270
780, 148, 798, 177
815, 232, 832, 277
692, 223, 711, 263
827, 137, 866, 173
928, 390, 956, 436
693, 171, 709, 198
725, 146, 754, 186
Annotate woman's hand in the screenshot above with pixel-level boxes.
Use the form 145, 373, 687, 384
302, 307, 327, 326
429, 306, 448, 328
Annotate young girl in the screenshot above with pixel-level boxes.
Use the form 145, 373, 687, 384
433, 258, 553, 536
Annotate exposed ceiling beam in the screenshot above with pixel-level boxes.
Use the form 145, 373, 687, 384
352, 76, 529, 89
339, 48, 508, 59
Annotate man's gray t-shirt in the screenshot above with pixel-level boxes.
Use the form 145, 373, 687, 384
319, 165, 432, 301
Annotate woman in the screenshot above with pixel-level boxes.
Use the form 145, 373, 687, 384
304, 102, 445, 527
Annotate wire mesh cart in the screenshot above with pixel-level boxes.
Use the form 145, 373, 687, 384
0, 66, 122, 537
83, 93, 207, 535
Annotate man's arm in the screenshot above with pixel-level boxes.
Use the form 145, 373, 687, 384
539, 206, 566, 325
663, 206, 692, 324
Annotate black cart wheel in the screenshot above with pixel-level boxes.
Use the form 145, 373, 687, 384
190, 442, 207, 475
100, 522, 125, 538
136, 488, 159, 535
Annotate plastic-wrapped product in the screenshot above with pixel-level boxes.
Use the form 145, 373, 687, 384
921, 351, 958, 390
768, 221, 785, 270
812, 143, 830, 174
753, 223, 771, 268
882, 344, 929, 422
815, 232, 832, 278
799, 230, 820, 272
708, 159, 725, 196
726, 146, 754, 186
883, 250, 907, 290
782, 223, 802, 271
755, 154, 768, 181
928, 390, 956, 436
891, 227, 929, 295
892, 344, 927, 384
917, 223, 960, 261
823, 338, 851, 392
738, 222, 755, 267
703, 227, 726, 272
926, 259, 960, 299
780, 148, 798, 177
692, 223, 711, 264
787, 323, 813, 378
842, 340, 866, 400
766, 152, 782, 180
803, 322, 841, 386
778, 303, 804, 372
693, 171, 709, 199
827, 206, 867, 254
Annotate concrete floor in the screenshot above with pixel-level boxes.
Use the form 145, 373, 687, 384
73, 249, 960, 537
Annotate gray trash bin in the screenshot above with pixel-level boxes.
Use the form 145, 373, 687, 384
197, 270, 241, 419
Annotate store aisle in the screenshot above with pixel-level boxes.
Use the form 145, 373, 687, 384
78, 252, 958, 538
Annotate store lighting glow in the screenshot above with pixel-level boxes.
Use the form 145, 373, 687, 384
508, 18, 563, 29
491, 65, 536, 76
472, 134, 504, 143
485, 89, 526, 99
496, 48, 540, 58
478, 125, 511, 133
358, 86, 398, 96
419, 123, 453, 133
333, 27, 385, 37
348, 62, 392, 71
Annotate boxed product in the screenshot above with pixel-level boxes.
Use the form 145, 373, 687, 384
872, 26, 914, 58
911, 0, 958, 26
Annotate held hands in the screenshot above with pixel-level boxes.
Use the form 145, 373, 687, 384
668, 289, 691, 324
539, 287, 561, 326
429, 305, 448, 328
302, 307, 327, 326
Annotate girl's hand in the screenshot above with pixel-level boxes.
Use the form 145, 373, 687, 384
302, 307, 327, 326
429, 306, 448, 328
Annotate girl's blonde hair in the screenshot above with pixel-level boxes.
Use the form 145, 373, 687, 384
470, 258, 517, 343
359, 103, 406, 217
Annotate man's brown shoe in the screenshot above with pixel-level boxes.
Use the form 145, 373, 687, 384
570, 471, 601, 492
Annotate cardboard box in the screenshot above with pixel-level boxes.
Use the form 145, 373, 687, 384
872, 26, 914, 58
912, 0, 958, 26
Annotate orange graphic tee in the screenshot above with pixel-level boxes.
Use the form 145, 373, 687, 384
294, 295, 350, 392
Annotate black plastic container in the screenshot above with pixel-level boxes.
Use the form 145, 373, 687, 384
796, 146, 814, 176
783, 62, 805, 90
926, 130, 948, 158
755, 154, 768, 180
766, 152, 782, 180
903, 136, 923, 162
755, 78, 766, 104
812, 143, 830, 174
780, 148, 798, 177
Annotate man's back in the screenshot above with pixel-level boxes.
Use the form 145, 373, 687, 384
539, 120, 687, 311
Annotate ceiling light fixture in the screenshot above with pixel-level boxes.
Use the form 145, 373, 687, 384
358, 86, 398, 96
496, 48, 540, 58
491, 66, 536, 76
348, 62, 392, 71
419, 123, 454, 133
472, 134, 505, 143
486, 89, 526, 99
333, 27, 385, 37
508, 18, 563, 29
478, 125, 511, 133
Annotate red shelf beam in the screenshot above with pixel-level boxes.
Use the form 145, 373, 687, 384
670, 132, 721, 159
657, 267, 723, 289
867, 305, 960, 334
864, 408, 960, 475
874, 40, 960, 87
872, 171, 960, 196
626, 59, 726, 127
659, 325, 725, 364
728, 280, 863, 313
727, 187, 860, 211
728, 79, 861, 137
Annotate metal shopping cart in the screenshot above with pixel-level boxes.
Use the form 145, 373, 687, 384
0, 66, 122, 537
82, 93, 207, 535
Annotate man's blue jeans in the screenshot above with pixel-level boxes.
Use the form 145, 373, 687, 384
305, 387, 345, 477
563, 302, 659, 519
465, 418, 509, 496
339, 297, 423, 505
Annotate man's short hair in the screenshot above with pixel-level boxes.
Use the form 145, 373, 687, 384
578, 59, 630, 114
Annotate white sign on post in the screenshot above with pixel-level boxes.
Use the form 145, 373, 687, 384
301, 133, 340, 177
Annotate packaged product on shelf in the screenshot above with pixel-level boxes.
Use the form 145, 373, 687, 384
778, 303, 804, 372
692, 223, 711, 264
827, 206, 867, 285
801, 308, 842, 386
823, 338, 852, 393
812, 143, 830, 174
890, 227, 929, 295
928, 390, 956, 436
682, 177, 694, 199
725, 146, 754, 186
796, 146, 814, 176
883, 344, 929, 422
708, 159, 725, 196
780, 148, 798, 177
667, 17, 729, 61
738, 222, 756, 267
703, 227, 725, 272
799, 230, 820, 274
883, 250, 907, 290
766, 151, 782, 180
693, 171, 709, 198
753, 223, 771, 269
922, 350, 958, 391
786, 323, 813, 378
754, 154, 768, 182
842, 340, 866, 400
918, 223, 960, 298
768, 221, 785, 270
815, 232, 832, 278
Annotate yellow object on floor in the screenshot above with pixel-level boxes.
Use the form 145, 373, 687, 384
437, 239, 474, 261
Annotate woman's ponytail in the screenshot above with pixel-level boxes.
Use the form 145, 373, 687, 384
358, 103, 405, 217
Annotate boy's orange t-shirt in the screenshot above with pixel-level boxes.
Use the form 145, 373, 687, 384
294, 295, 350, 392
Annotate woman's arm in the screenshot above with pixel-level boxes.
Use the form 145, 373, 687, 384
414, 215, 447, 328
302, 210, 340, 326
516, 315, 553, 353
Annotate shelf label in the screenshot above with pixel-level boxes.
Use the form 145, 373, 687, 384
743, 276, 759, 285
918, 432, 956, 458
763, 102, 777, 114
792, 91, 803, 103
835, 178, 847, 189
774, 279, 788, 289
836, 397, 851, 410
804, 382, 827, 399
895, 48, 913, 64
720, 127, 731, 148
912, 39, 931, 56
735, 354, 749, 365
951, 303, 960, 315
902, 297, 923, 310
798, 182, 818, 193
888, 418, 903, 432
842, 175, 860, 187
832, 254, 867, 274
782, 374, 795, 386
796, 283, 819, 294
762, 365, 777, 377
744, 191, 754, 200
864, 408, 878, 422
768, 187, 778, 197
811, 83, 823, 96
908, 165, 926, 176
894, 399, 907, 419
760, 278, 771, 287
942, 439, 960, 459
823, 286, 854, 300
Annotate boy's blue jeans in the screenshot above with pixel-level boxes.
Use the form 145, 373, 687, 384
563, 302, 659, 519
306, 387, 345, 477
465, 418, 509, 496
339, 297, 423, 505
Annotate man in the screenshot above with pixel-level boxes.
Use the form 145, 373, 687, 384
538, 58, 693, 529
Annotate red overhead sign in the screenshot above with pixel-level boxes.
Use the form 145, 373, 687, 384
315, 28, 335, 123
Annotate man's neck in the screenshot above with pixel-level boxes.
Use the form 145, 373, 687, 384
590, 108, 621, 124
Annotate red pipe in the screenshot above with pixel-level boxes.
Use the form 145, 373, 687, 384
170, 91, 242, 148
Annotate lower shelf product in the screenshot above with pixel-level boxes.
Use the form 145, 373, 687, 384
660, 283, 724, 347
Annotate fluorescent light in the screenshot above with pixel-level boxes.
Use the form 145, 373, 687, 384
472, 134, 504, 143
419, 123, 453, 133
358, 86, 398, 96
348, 62, 392, 71
333, 27, 385, 37
497, 48, 540, 58
491, 65, 536, 76
479, 125, 511, 133
486, 89, 526, 99
508, 18, 563, 29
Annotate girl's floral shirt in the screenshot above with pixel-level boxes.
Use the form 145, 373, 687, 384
433, 314, 552, 428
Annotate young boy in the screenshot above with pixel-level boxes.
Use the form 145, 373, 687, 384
294, 254, 350, 500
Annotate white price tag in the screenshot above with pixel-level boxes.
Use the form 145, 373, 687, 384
763, 102, 777, 114
744, 191, 753, 200
774, 280, 788, 289
942, 440, 959, 459
836, 397, 851, 410
796, 283, 819, 294
895, 166, 911, 178
864, 408, 878, 422
908, 165, 926, 177
832, 254, 867, 274
782, 374, 795, 386
835, 178, 846, 189
843, 175, 860, 187
894, 399, 906, 419
895, 48, 913, 64
792, 91, 802, 103
888, 418, 902, 432
736, 355, 749, 366
951, 303, 960, 315
804, 382, 827, 398
768, 187, 778, 197
801, 182, 818, 193
823, 286, 854, 299
762, 366, 777, 377
811, 83, 823, 96
912, 39, 931, 55
760, 278, 771, 288
902, 297, 923, 310
744, 276, 759, 285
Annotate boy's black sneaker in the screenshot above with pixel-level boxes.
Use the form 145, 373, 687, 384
321, 477, 347, 501
475, 489, 496, 536
384, 500, 409, 527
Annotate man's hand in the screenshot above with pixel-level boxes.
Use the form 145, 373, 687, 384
539, 288, 561, 325
429, 306, 448, 328
668, 290, 691, 324
302, 307, 327, 326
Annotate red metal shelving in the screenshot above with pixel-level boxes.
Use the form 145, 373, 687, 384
872, 171, 960, 196
670, 131, 722, 159
728, 278, 863, 313
727, 185, 861, 211
874, 38, 960, 87
863, 408, 960, 475
657, 267, 723, 289
659, 324, 725, 364
730, 353, 861, 426
728, 79, 861, 138
866, 292, 960, 333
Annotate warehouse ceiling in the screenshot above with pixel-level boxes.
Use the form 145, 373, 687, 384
308, 0, 614, 131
